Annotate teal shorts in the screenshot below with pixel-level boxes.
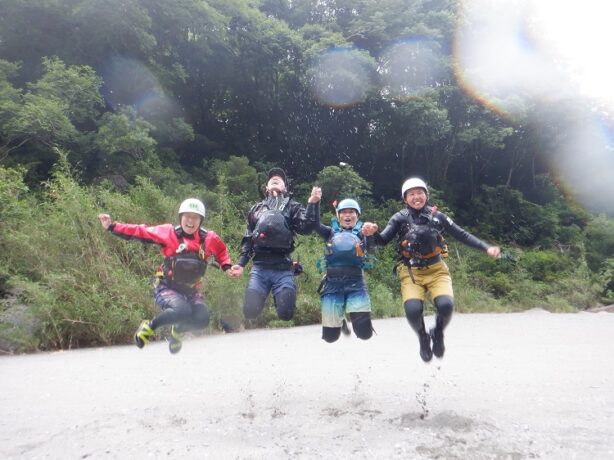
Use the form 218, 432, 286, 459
320, 276, 371, 328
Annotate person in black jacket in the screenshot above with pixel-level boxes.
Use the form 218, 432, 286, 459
362, 178, 500, 362
231, 168, 321, 321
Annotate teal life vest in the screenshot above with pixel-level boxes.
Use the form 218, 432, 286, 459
325, 218, 365, 267
316, 219, 378, 273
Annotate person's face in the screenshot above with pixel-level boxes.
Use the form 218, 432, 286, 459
338, 209, 359, 228
404, 187, 427, 210
266, 175, 286, 194
180, 212, 202, 235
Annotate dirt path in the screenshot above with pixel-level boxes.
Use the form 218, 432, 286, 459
1, 310, 613, 459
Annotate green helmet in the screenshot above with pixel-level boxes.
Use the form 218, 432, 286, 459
336, 198, 361, 215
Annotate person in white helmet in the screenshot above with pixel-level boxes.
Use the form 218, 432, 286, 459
313, 198, 376, 343
362, 178, 500, 362
98, 198, 242, 354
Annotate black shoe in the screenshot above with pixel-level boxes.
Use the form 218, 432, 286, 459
419, 331, 433, 362
341, 319, 351, 337
430, 327, 445, 358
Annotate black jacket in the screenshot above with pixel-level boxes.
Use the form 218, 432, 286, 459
238, 194, 317, 268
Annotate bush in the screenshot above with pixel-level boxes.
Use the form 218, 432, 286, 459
519, 250, 571, 282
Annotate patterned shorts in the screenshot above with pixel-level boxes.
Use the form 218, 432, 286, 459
320, 276, 371, 328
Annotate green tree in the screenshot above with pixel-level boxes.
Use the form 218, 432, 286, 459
28, 57, 103, 124
209, 155, 260, 200
90, 107, 165, 184
315, 164, 372, 205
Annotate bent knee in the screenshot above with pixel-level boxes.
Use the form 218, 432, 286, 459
191, 309, 210, 329
274, 288, 296, 321
322, 327, 341, 343
350, 312, 373, 340
434, 295, 454, 317
404, 299, 424, 321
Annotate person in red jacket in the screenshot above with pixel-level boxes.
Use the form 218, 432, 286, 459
98, 198, 241, 353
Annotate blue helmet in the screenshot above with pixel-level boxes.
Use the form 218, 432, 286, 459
336, 198, 361, 216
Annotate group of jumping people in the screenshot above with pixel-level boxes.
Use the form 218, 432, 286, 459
98, 168, 499, 361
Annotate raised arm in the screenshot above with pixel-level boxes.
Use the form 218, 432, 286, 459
98, 213, 169, 246
291, 186, 322, 235
437, 211, 500, 258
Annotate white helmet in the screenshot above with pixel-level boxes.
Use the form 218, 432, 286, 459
178, 198, 206, 219
401, 178, 428, 199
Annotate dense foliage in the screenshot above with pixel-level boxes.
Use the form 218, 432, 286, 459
0, 0, 612, 352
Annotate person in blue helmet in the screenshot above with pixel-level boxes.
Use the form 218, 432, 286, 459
313, 198, 375, 343
231, 168, 321, 322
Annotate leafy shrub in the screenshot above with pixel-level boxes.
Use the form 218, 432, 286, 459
519, 250, 570, 282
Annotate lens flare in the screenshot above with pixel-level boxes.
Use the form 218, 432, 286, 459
547, 112, 614, 213
530, 0, 614, 108
379, 37, 442, 100
99, 56, 178, 119
454, 0, 566, 118
309, 48, 374, 107
455, 0, 614, 212
455, 0, 614, 116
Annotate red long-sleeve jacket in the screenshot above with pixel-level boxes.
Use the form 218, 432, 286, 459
108, 223, 232, 269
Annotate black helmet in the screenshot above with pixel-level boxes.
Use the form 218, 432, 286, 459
267, 167, 288, 186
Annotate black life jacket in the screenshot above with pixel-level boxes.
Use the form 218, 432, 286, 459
159, 227, 208, 286
251, 196, 294, 250
399, 207, 447, 260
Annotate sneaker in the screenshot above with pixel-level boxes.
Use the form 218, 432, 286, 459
430, 327, 445, 358
341, 318, 351, 337
419, 331, 433, 362
134, 321, 154, 348
167, 325, 183, 354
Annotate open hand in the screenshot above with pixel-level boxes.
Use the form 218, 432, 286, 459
308, 186, 322, 204
98, 213, 112, 230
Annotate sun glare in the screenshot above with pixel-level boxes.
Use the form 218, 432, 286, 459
530, 0, 614, 106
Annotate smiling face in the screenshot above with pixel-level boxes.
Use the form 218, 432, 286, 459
266, 175, 287, 194
338, 208, 359, 228
180, 212, 202, 235
404, 187, 427, 210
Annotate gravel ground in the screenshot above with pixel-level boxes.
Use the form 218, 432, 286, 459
1, 309, 613, 460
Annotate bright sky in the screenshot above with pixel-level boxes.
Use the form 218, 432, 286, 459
530, 0, 614, 106
454, 0, 614, 212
